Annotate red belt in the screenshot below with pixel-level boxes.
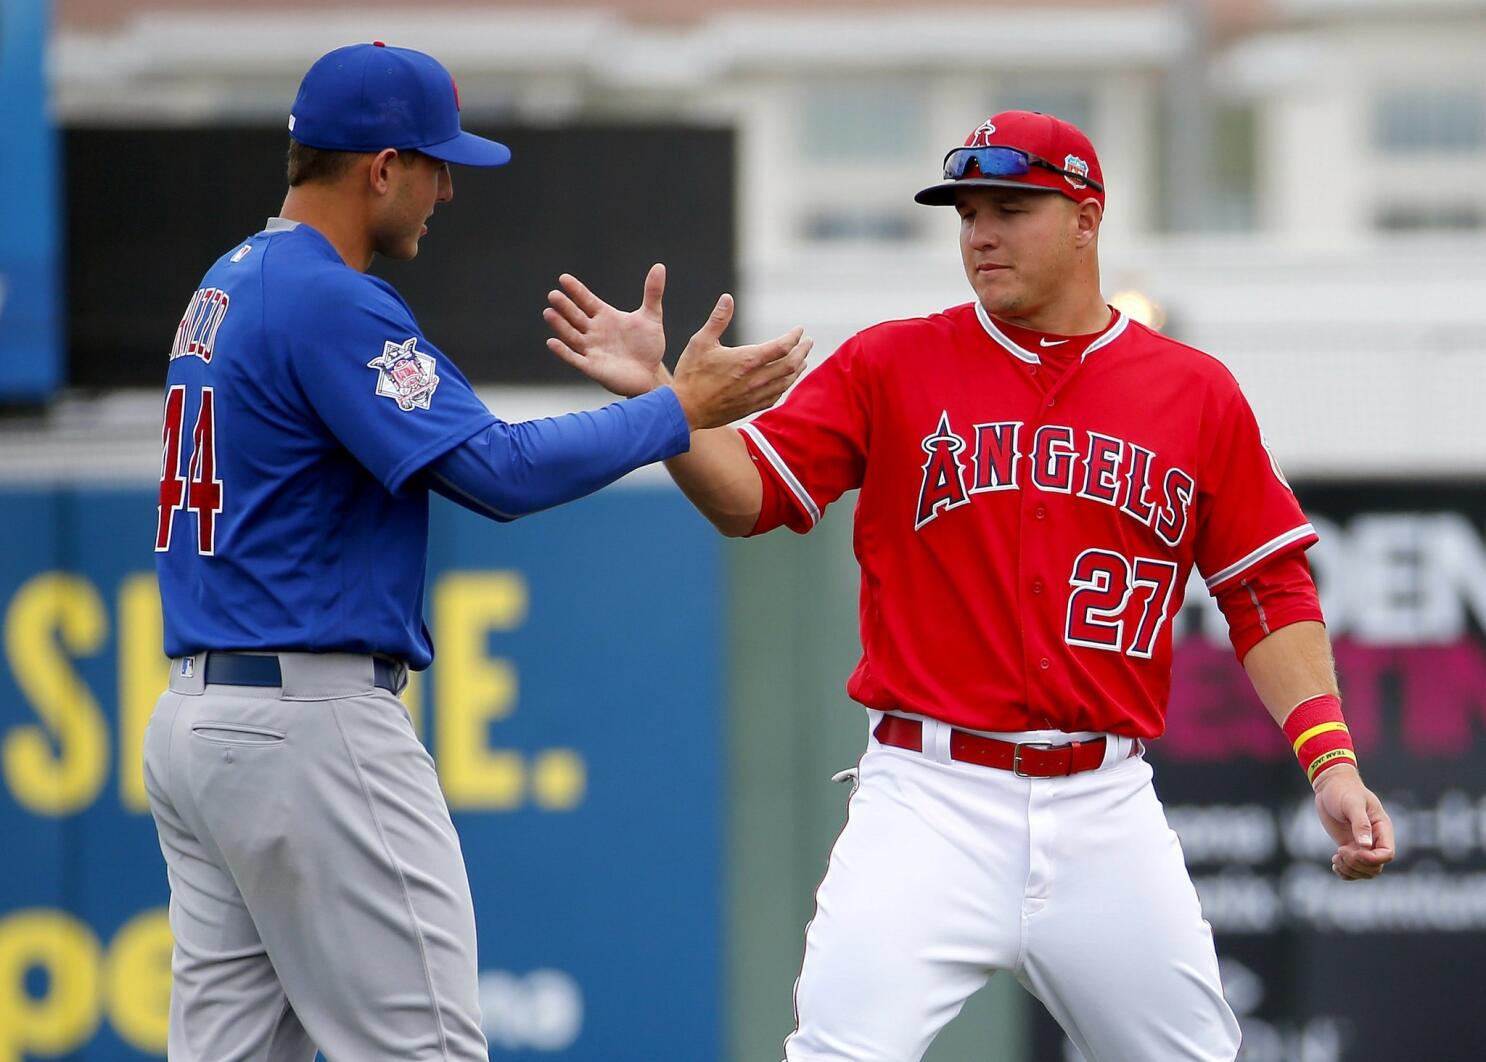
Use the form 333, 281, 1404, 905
873, 715, 1133, 778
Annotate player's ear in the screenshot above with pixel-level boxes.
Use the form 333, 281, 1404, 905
1073, 199, 1102, 248
367, 148, 400, 196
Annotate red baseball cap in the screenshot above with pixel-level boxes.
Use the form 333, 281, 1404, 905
914, 110, 1104, 209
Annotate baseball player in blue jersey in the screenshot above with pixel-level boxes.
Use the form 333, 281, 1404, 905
144, 42, 810, 1061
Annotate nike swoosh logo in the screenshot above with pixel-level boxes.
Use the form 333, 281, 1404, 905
1039, 338, 1069, 347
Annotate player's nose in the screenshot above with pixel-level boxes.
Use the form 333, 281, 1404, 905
438, 164, 454, 203
969, 214, 999, 248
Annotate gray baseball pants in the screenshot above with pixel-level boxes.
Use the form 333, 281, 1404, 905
143, 652, 487, 1061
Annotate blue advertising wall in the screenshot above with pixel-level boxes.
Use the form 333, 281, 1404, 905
0, 0, 63, 399
0, 486, 722, 1061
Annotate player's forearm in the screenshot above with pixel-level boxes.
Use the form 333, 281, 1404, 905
664, 427, 762, 537
427, 389, 690, 520
1241, 620, 1340, 728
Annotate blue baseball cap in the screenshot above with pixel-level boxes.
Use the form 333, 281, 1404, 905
288, 42, 511, 167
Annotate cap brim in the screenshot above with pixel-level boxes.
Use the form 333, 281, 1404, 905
913, 178, 1060, 205
419, 131, 512, 168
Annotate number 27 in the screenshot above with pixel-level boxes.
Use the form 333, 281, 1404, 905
1065, 549, 1178, 659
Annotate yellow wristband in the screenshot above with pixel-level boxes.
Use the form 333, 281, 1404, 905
1292, 721, 1350, 755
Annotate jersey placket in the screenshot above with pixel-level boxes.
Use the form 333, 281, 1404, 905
1017, 342, 1099, 728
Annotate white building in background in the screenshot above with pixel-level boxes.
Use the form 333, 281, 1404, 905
1224, 0, 1486, 241
35, 0, 1486, 478
52, 1, 1183, 255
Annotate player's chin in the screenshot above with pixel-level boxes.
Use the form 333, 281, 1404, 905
973, 277, 1021, 315
382, 237, 423, 262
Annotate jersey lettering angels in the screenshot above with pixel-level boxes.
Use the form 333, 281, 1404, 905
740, 301, 1316, 738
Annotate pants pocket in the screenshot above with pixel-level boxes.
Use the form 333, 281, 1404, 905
190, 722, 287, 747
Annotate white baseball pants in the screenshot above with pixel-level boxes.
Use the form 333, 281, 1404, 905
784, 711, 1241, 1062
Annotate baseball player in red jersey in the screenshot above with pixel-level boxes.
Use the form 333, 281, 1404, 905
544, 111, 1395, 1060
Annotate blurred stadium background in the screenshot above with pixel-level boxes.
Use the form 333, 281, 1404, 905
3, 0, 1485, 1059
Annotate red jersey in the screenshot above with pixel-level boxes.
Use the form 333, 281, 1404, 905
739, 303, 1317, 738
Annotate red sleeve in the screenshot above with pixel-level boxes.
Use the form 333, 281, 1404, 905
746, 438, 811, 534
739, 335, 872, 536
1194, 380, 1318, 595
1215, 548, 1325, 661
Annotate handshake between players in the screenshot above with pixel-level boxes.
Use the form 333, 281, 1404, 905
544, 262, 812, 429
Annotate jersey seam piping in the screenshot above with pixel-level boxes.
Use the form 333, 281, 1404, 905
1080, 311, 1129, 360
974, 302, 1039, 364
1204, 523, 1317, 591
973, 303, 1128, 363
326, 698, 454, 1059
1245, 580, 1271, 636
740, 423, 820, 526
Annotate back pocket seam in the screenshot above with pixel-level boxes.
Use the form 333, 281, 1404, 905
191, 722, 287, 746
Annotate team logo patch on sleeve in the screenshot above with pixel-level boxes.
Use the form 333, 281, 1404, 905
367, 337, 440, 411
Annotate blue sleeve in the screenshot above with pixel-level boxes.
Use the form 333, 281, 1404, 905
282, 272, 497, 493
424, 387, 691, 520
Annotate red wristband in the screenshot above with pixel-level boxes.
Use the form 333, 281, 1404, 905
1281, 694, 1357, 784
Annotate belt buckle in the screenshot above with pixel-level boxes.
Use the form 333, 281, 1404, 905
1011, 740, 1056, 777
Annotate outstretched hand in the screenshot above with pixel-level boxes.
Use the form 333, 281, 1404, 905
669, 293, 812, 429
544, 264, 667, 398
1313, 766, 1395, 880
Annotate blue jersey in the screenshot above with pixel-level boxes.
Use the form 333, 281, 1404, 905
155, 218, 685, 667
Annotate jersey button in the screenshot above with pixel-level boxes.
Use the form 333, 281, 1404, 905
1046, 398, 1056, 408
1039, 657, 1051, 670
1031, 579, 1044, 594
1034, 505, 1047, 520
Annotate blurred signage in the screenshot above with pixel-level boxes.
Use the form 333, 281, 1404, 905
0, 0, 63, 400
1033, 481, 1486, 1061
63, 125, 734, 389
0, 487, 722, 1061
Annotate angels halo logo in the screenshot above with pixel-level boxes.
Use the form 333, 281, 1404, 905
967, 120, 997, 147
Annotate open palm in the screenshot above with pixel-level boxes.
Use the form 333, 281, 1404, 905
543, 264, 668, 398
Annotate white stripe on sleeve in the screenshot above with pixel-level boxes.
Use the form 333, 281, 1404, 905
739, 423, 821, 527
1204, 523, 1317, 592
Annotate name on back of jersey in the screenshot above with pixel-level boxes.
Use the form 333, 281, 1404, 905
170, 287, 230, 363
915, 411, 1194, 547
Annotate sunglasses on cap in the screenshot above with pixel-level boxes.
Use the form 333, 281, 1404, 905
941, 146, 1104, 193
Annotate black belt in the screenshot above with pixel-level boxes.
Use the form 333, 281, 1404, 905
203, 652, 403, 693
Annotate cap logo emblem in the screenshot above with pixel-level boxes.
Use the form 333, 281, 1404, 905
451, 75, 461, 112
967, 120, 997, 148
1063, 154, 1090, 190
